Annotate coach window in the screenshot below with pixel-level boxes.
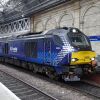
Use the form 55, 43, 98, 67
53, 35, 63, 46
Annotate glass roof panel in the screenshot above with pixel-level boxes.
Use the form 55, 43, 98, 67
0, 0, 9, 11
0, 0, 9, 5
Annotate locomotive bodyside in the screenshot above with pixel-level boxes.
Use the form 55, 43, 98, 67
0, 27, 97, 81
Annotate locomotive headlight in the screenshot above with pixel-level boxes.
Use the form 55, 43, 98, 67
91, 57, 95, 61
71, 58, 78, 62
72, 29, 77, 33
71, 58, 76, 62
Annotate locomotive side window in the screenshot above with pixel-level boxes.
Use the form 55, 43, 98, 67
53, 35, 63, 46
3, 43, 9, 54
25, 41, 37, 58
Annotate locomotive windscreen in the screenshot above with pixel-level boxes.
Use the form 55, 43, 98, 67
68, 28, 91, 50
69, 34, 89, 46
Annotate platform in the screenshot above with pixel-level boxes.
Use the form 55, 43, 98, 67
96, 62, 100, 72
96, 58, 100, 72
0, 82, 20, 100
82, 59, 100, 87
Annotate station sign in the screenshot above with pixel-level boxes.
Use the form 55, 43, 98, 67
88, 36, 100, 41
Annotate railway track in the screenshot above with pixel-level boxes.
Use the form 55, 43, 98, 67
0, 70, 58, 100
67, 81, 100, 99
0, 64, 100, 100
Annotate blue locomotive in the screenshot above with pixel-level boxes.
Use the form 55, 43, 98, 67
0, 27, 96, 81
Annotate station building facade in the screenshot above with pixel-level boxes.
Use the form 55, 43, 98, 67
0, 0, 100, 58
33, 0, 100, 57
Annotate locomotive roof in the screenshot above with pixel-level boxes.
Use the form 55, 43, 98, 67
0, 27, 81, 42
7, 28, 67, 41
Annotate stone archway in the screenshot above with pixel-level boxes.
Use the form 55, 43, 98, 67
82, 6, 100, 36
59, 13, 74, 28
45, 17, 57, 30
82, 6, 100, 55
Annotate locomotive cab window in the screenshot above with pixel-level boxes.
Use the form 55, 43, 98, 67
71, 35, 89, 45
68, 31, 89, 47
53, 35, 63, 46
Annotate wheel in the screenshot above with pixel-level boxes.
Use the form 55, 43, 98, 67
32, 64, 38, 73
46, 68, 59, 80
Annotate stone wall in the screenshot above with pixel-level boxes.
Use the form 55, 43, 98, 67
32, 0, 100, 56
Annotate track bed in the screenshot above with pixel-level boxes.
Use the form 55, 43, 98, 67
0, 70, 57, 100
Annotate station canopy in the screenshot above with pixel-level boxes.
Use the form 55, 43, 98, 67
0, 0, 25, 23
0, 0, 22, 12
0, 0, 69, 23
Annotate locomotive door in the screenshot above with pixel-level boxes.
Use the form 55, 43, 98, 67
44, 39, 51, 64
